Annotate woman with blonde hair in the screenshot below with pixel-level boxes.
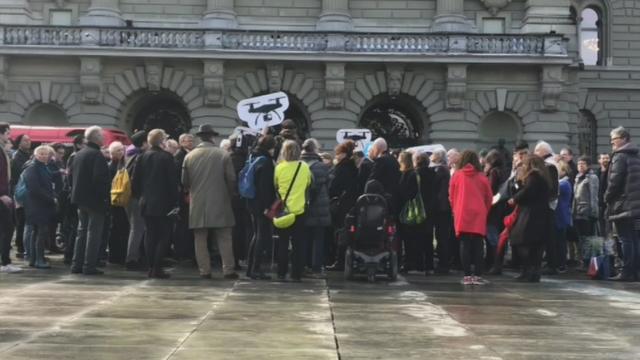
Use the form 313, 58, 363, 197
274, 140, 312, 281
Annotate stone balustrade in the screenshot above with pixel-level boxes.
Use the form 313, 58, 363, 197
0, 25, 568, 57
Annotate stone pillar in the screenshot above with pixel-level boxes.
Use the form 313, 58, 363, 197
79, 57, 103, 104
316, 0, 352, 31
432, 0, 472, 32
203, 60, 225, 107
0, 0, 32, 24
80, 0, 124, 26
325, 62, 345, 109
202, 0, 237, 28
521, 0, 572, 33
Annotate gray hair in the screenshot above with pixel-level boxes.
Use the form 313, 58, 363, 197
84, 126, 103, 144
373, 137, 388, 152
108, 141, 124, 154
302, 138, 321, 154
432, 149, 447, 164
178, 133, 193, 143
611, 126, 631, 141
447, 148, 460, 156
535, 140, 554, 156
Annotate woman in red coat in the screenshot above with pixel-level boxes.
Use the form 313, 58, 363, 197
449, 150, 493, 285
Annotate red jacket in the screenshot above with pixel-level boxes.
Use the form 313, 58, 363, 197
449, 164, 493, 237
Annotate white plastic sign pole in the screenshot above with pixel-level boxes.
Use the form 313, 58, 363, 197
237, 92, 290, 130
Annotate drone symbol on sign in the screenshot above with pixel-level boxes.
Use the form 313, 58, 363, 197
237, 92, 290, 130
336, 129, 372, 152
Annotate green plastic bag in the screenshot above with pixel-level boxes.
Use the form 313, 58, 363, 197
399, 174, 427, 225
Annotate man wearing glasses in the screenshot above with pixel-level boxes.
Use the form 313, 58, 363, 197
605, 126, 640, 281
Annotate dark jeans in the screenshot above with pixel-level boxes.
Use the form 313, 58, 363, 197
14, 207, 25, 254
144, 216, 171, 274
399, 222, 428, 271
247, 212, 272, 276
555, 227, 567, 268
232, 205, 250, 264
277, 215, 305, 280
72, 207, 106, 273
306, 226, 326, 272
27, 223, 48, 266
0, 201, 14, 266
613, 218, 640, 280
63, 203, 78, 263
516, 243, 544, 276
428, 212, 452, 271
544, 211, 558, 269
459, 234, 484, 276
108, 206, 129, 264
173, 201, 194, 260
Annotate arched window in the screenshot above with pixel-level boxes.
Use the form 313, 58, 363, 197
24, 103, 68, 126
578, 110, 597, 162
359, 94, 426, 148
580, 7, 603, 66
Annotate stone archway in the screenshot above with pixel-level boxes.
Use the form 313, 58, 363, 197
122, 90, 191, 140
24, 102, 69, 126
359, 93, 427, 148
478, 111, 523, 150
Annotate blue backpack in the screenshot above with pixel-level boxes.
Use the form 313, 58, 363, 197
14, 173, 28, 204
238, 155, 266, 199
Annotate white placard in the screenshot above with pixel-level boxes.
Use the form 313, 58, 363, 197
231, 126, 260, 148
336, 128, 372, 152
405, 144, 447, 154
237, 92, 290, 130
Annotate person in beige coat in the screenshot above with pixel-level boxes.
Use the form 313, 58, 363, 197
182, 124, 238, 279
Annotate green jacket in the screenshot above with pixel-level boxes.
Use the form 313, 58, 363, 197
274, 160, 312, 216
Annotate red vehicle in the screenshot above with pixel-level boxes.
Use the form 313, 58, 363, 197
9, 125, 131, 146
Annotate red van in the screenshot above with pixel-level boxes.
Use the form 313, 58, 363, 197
9, 125, 131, 146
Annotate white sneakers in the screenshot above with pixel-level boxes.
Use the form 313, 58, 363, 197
0, 264, 23, 273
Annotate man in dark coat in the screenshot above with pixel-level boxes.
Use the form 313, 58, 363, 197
534, 141, 560, 275
0, 123, 20, 273
70, 126, 110, 275
61, 135, 84, 265
428, 149, 454, 273
173, 133, 194, 260
367, 137, 401, 215
596, 153, 610, 234
132, 129, 179, 279
605, 126, 640, 281
10, 133, 31, 257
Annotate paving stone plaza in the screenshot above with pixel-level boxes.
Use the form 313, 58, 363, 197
1, 259, 639, 360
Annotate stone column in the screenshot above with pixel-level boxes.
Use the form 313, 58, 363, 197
316, 0, 352, 31
80, 0, 124, 26
0, 0, 32, 24
202, 0, 237, 28
432, 0, 472, 32
521, 0, 572, 33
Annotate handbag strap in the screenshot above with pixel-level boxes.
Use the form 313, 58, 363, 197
282, 161, 302, 205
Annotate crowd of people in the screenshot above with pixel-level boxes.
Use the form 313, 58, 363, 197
0, 119, 639, 284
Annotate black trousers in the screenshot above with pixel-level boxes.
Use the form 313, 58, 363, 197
247, 211, 272, 276
459, 234, 484, 276
144, 216, 171, 273
232, 205, 250, 264
0, 201, 14, 266
277, 215, 305, 280
108, 206, 129, 264
544, 212, 558, 269
63, 203, 78, 263
14, 207, 25, 254
399, 222, 429, 271
173, 201, 194, 260
516, 243, 544, 275
428, 212, 453, 270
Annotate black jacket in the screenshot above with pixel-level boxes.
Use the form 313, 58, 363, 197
431, 164, 451, 213
329, 157, 359, 223
132, 146, 179, 217
486, 165, 508, 227
596, 167, 608, 211
248, 150, 276, 215
174, 147, 188, 188
10, 148, 31, 189
415, 165, 436, 214
23, 161, 56, 225
398, 170, 418, 211
510, 170, 552, 246
604, 142, 640, 221
357, 158, 373, 196
71, 142, 110, 213
368, 153, 401, 214
302, 153, 331, 227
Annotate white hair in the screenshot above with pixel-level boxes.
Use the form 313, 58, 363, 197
108, 141, 124, 153
178, 133, 193, 143
373, 137, 388, 152
220, 139, 231, 151
447, 148, 460, 156
84, 126, 103, 144
611, 126, 630, 141
535, 141, 554, 156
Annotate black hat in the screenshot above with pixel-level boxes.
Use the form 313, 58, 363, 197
131, 131, 147, 148
195, 124, 220, 137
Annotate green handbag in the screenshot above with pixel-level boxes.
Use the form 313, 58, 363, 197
399, 173, 427, 225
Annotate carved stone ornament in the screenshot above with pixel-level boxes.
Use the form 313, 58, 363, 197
325, 63, 345, 109
267, 63, 284, 93
480, 0, 511, 16
80, 57, 103, 104
446, 64, 467, 110
145, 61, 163, 92
203, 60, 224, 107
540, 65, 563, 112
386, 64, 404, 96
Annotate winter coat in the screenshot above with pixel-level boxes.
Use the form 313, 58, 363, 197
449, 164, 493, 237
369, 153, 401, 214
0, 144, 9, 197
174, 147, 188, 189
132, 146, 179, 218
247, 150, 276, 215
230, 148, 248, 208
595, 167, 608, 213
486, 165, 508, 227
329, 158, 359, 223
301, 153, 331, 227
182, 141, 236, 228
555, 177, 573, 230
604, 142, 640, 221
573, 171, 599, 220
509, 170, 552, 246
398, 170, 418, 210
415, 164, 436, 214
10, 148, 31, 189
70, 142, 110, 213
274, 160, 312, 216
357, 158, 373, 196
23, 161, 56, 225
430, 164, 451, 213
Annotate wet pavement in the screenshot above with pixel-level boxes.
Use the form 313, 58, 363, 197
1, 260, 640, 360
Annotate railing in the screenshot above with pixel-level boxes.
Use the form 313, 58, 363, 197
0, 26, 568, 56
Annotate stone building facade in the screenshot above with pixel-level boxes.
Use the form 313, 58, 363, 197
0, 0, 634, 156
